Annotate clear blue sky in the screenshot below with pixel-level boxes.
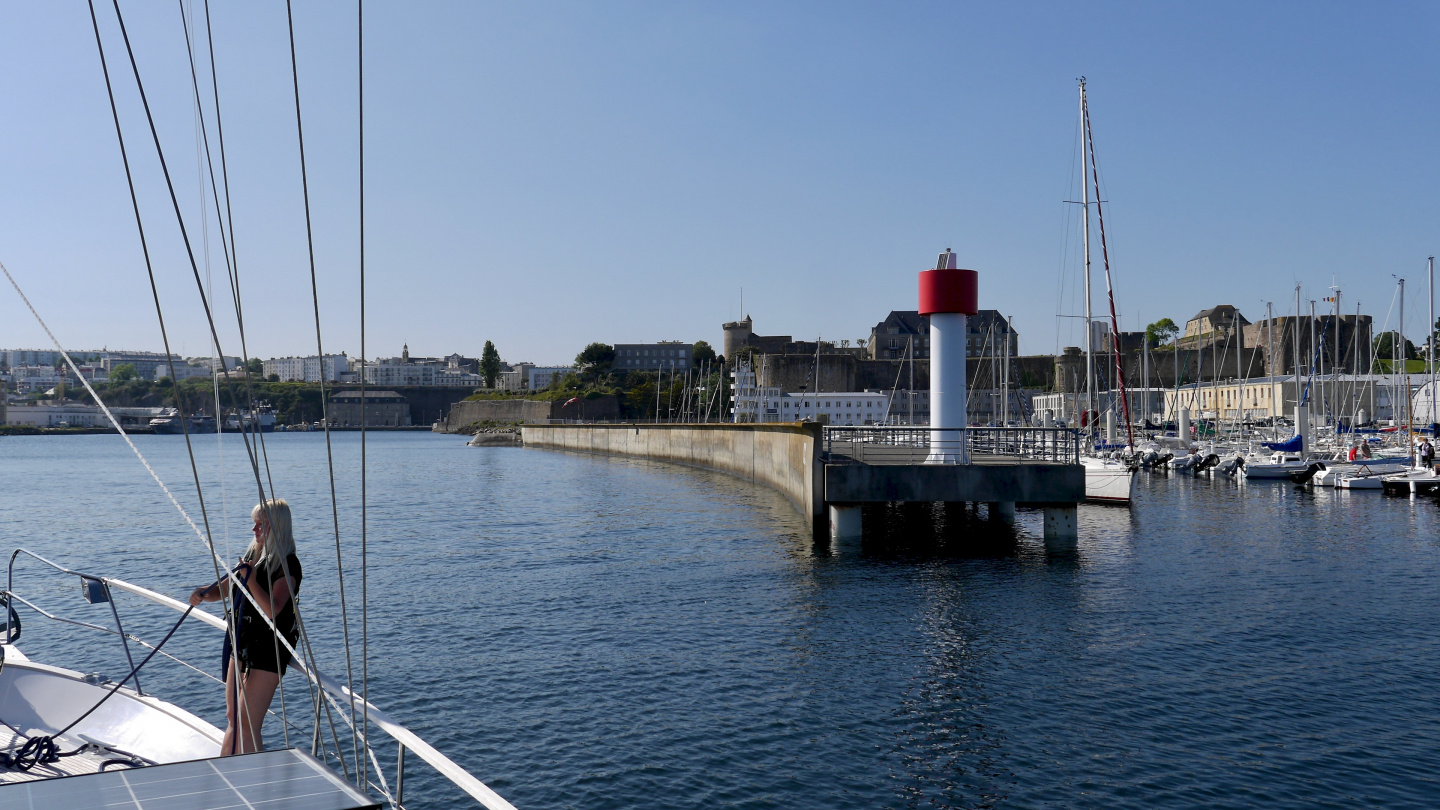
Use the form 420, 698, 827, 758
0, 1, 1436, 365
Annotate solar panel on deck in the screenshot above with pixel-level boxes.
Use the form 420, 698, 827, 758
0, 747, 379, 810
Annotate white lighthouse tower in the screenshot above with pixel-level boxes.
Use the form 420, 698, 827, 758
920, 249, 979, 463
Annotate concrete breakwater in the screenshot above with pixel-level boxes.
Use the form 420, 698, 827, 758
521, 423, 823, 526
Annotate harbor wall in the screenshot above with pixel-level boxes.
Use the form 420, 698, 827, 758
521, 423, 824, 525
442, 396, 622, 431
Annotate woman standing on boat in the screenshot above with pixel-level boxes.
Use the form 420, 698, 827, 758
188, 499, 304, 755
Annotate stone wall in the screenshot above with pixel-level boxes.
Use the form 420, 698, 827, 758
521, 423, 823, 526
441, 395, 622, 431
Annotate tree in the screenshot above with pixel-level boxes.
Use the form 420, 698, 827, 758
268, 373, 281, 382
692, 340, 717, 366
1374, 332, 1418, 363
1145, 318, 1180, 348
246, 357, 263, 375
110, 363, 138, 382
480, 341, 502, 388
575, 342, 615, 378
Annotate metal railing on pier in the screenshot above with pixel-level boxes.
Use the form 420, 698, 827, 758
822, 426, 1081, 465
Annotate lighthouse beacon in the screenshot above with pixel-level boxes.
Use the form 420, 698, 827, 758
919, 249, 979, 463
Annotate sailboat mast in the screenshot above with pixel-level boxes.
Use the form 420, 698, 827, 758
1333, 289, 1341, 427
1293, 284, 1302, 435
1080, 79, 1095, 432
1429, 257, 1435, 429
1401, 278, 1412, 459
1267, 301, 1276, 438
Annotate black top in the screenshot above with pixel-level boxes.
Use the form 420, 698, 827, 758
253, 553, 303, 636
234, 554, 303, 672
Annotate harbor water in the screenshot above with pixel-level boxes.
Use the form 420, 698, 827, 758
2, 432, 1440, 808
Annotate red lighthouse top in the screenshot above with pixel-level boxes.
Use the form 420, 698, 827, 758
918, 249, 978, 316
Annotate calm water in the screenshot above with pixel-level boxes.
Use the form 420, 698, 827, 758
2, 432, 1440, 808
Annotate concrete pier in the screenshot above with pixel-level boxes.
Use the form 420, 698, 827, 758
521, 422, 1085, 542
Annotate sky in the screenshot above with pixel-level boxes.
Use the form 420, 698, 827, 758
0, 1, 1437, 366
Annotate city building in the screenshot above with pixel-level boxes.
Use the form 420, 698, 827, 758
528, 366, 574, 390
1033, 389, 1168, 427
2, 349, 104, 370
264, 354, 348, 383
102, 351, 182, 381
1163, 375, 1396, 423
327, 390, 411, 427
867, 310, 1018, 361
7, 364, 108, 394
730, 365, 889, 425
4, 403, 105, 428
186, 356, 243, 372
613, 342, 695, 372
154, 363, 213, 381
498, 363, 536, 391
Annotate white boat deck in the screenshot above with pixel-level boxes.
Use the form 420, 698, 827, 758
0, 722, 123, 785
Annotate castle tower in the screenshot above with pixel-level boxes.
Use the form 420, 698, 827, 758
721, 315, 754, 361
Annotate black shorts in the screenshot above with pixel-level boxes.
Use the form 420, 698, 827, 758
236, 627, 297, 675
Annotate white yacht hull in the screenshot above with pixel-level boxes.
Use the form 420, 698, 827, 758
1083, 458, 1135, 504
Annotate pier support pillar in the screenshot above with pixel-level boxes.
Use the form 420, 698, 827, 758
828, 504, 862, 543
1043, 505, 1077, 542
990, 501, 1016, 525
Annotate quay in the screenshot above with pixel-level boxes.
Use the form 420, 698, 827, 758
520, 422, 1083, 542
521, 251, 1083, 544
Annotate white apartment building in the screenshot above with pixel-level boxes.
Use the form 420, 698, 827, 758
154, 363, 213, 381
264, 354, 348, 383
5, 403, 105, 428
3, 349, 104, 369
529, 367, 574, 390
730, 365, 889, 425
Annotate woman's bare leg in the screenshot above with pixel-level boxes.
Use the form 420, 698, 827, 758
236, 668, 280, 754
222, 663, 280, 755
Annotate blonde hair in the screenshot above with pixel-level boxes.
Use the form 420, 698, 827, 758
248, 499, 296, 571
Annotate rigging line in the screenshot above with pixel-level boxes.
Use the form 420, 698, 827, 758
359, 0, 371, 791
1082, 95, 1133, 448
198, 0, 278, 492
177, 0, 272, 504
285, 0, 363, 781
0, 261, 330, 734
120, 0, 335, 763
176, 0, 296, 750
107, 0, 272, 518
86, 0, 233, 669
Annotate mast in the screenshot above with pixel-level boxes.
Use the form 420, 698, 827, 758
1081, 80, 1134, 448
1267, 301, 1276, 436
1309, 299, 1317, 447
1236, 311, 1246, 436
1333, 287, 1341, 426
1294, 284, 1302, 437
1402, 278, 1412, 460
1002, 316, 1012, 425
908, 334, 914, 425
1080, 79, 1095, 434
1430, 257, 1435, 430
1143, 329, 1150, 428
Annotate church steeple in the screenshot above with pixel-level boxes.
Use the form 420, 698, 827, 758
402, 343, 410, 364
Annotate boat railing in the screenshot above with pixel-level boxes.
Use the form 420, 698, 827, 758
822, 426, 1081, 465
2, 548, 516, 810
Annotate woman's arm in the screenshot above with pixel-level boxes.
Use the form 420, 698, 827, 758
245, 572, 294, 619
